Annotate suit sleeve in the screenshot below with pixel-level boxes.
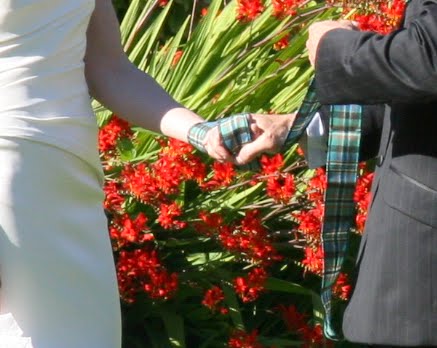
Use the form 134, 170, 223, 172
315, 1, 437, 104
319, 104, 385, 162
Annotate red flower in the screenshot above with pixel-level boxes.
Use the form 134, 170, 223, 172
103, 181, 125, 213
196, 210, 224, 236
234, 267, 268, 302
260, 153, 284, 174
349, 0, 406, 34
116, 249, 178, 302
300, 323, 327, 348
202, 286, 228, 314
218, 211, 281, 265
265, 174, 295, 204
98, 115, 133, 154
354, 171, 374, 233
333, 273, 352, 301
172, 50, 183, 67
273, 34, 289, 51
110, 212, 152, 247
157, 202, 186, 230
236, 0, 264, 22
199, 210, 224, 228
228, 329, 265, 348
201, 162, 236, 190
301, 245, 324, 275
294, 201, 324, 243
121, 163, 163, 204
277, 304, 307, 332
278, 305, 334, 347
307, 168, 327, 202
158, 0, 169, 7
272, 0, 303, 18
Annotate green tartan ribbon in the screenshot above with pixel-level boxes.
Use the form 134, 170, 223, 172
188, 81, 362, 340
322, 103, 362, 340
187, 113, 259, 171
290, 81, 362, 340
282, 79, 323, 148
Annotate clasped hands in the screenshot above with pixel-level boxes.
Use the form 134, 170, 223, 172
190, 18, 357, 166
188, 112, 295, 168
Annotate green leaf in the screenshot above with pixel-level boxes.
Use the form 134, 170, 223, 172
220, 182, 263, 209
265, 277, 312, 296
222, 283, 245, 331
161, 310, 186, 348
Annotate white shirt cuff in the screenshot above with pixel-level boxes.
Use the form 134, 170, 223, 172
298, 112, 327, 168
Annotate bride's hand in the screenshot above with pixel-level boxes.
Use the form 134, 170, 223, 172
202, 125, 234, 163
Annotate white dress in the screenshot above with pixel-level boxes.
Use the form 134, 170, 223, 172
0, 0, 122, 347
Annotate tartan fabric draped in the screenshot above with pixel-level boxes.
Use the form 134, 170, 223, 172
284, 82, 362, 340
322, 104, 362, 340
187, 80, 363, 340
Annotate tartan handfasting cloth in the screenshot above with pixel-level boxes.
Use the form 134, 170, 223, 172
187, 114, 260, 171
284, 81, 362, 340
187, 80, 362, 340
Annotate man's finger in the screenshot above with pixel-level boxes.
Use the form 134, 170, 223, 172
235, 134, 273, 164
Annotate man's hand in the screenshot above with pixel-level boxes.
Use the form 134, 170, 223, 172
235, 113, 296, 165
307, 20, 357, 67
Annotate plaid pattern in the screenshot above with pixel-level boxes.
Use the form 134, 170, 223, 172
187, 114, 259, 171
187, 120, 219, 153
290, 82, 362, 340
321, 104, 362, 340
282, 79, 322, 149
188, 82, 363, 340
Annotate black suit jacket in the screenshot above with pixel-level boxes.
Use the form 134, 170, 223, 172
315, 0, 437, 345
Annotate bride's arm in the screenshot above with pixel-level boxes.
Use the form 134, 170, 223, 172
84, 0, 231, 161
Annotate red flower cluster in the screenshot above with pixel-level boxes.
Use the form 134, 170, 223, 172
202, 286, 228, 314
273, 34, 289, 51
236, 0, 265, 22
277, 304, 332, 348
294, 201, 324, 243
201, 162, 237, 190
260, 153, 284, 174
228, 329, 265, 348
346, 0, 406, 34
197, 209, 281, 265
301, 245, 324, 275
332, 272, 352, 301
117, 249, 178, 303
157, 201, 186, 230
100, 137, 212, 302
266, 173, 296, 204
234, 267, 267, 302
103, 181, 125, 213
256, 154, 296, 203
120, 139, 206, 205
294, 165, 371, 300
272, 0, 304, 18
293, 168, 326, 249
98, 114, 133, 155
109, 212, 153, 248
158, 0, 169, 7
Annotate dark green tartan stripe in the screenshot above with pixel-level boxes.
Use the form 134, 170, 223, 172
188, 113, 260, 170
187, 122, 218, 152
283, 79, 321, 148
321, 103, 362, 340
